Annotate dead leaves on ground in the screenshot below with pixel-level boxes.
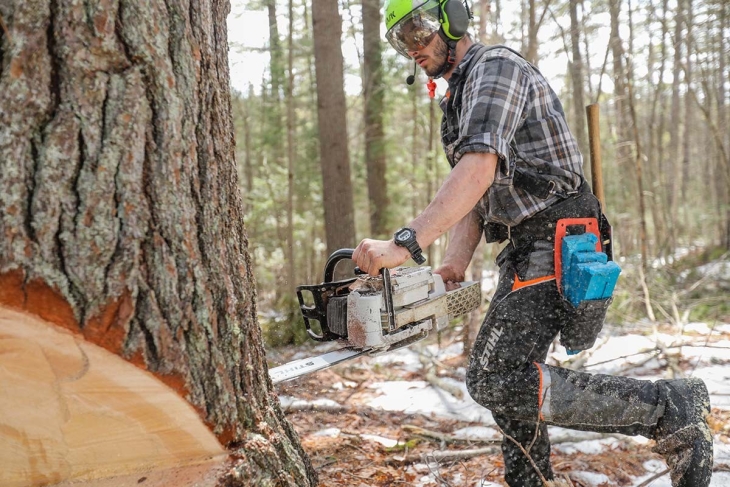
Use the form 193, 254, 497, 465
287, 403, 688, 486
273, 340, 730, 486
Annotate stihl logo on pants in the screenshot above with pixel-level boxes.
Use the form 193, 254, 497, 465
478, 326, 503, 369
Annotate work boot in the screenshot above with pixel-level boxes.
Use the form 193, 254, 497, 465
652, 378, 713, 487
527, 366, 713, 486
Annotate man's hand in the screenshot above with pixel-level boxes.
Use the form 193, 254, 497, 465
433, 262, 467, 291
353, 239, 411, 276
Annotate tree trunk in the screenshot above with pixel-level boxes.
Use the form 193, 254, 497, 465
719, 0, 730, 249
286, 0, 296, 293
568, 0, 589, 176
681, 0, 693, 204
526, 0, 538, 64
647, 0, 670, 257
267, 0, 284, 103
478, 0, 490, 43
608, 0, 636, 254
362, 0, 389, 238
667, 0, 684, 246
312, 0, 356, 254
0, 1, 315, 485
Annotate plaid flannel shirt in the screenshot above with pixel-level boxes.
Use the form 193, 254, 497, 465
440, 44, 584, 227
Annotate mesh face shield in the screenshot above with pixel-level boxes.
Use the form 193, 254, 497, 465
385, 6, 441, 58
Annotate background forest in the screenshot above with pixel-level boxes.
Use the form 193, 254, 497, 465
227, 0, 730, 345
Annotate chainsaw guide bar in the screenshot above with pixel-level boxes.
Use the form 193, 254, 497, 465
269, 249, 481, 385
269, 347, 368, 384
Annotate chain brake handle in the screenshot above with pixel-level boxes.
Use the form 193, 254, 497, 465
296, 249, 393, 341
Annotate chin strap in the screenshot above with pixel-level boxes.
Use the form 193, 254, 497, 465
431, 34, 459, 79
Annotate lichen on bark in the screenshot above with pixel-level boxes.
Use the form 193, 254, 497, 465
0, 0, 315, 485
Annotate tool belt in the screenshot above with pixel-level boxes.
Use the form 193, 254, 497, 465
490, 184, 618, 355
491, 183, 607, 262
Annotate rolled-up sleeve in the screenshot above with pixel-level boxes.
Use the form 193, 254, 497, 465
453, 56, 530, 177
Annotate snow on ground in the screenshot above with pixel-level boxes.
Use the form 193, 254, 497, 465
280, 317, 730, 485
367, 378, 495, 424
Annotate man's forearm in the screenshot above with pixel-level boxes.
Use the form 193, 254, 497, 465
442, 209, 483, 271
352, 152, 496, 275
409, 152, 497, 249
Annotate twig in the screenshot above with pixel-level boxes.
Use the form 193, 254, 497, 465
528, 381, 553, 453
634, 467, 670, 487
402, 424, 500, 445
566, 337, 609, 370
281, 401, 349, 413
425, 370, 464, 399
584, 341, 730, 370
689, 320, 718, 377
314, 458, 338, 470
417, 346, 465, 399
392, 446, 500, 464
583, 348, 660, 368
424, 457, 454, 487
495, 424, 550, 485
403, 424, 626, 447
656, 340, 682, 378
617, 351, 663, 376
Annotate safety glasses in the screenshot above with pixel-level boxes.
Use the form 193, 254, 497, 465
385, 8, 441, 58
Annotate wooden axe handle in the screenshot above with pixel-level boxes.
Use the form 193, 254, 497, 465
586, 104, 605, 211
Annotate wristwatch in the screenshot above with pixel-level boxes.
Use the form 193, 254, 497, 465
393, 227, 426, 264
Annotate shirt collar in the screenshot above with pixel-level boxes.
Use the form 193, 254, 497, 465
447, 42, 485, 87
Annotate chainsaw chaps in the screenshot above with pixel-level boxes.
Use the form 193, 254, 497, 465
268, 249, 481, 384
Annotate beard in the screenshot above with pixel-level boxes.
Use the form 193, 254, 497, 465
424, 37, 449, 77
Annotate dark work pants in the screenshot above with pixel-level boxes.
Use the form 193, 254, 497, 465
466, 257, 663, 486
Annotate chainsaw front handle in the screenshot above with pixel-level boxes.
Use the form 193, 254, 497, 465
299, 249, 392, 341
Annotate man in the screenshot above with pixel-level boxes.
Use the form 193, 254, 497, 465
352, 0, 714, 485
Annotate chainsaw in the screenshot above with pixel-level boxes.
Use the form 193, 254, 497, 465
269, 249, 482, 384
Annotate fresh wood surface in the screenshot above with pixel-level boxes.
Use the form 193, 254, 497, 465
0, 306, 227, 487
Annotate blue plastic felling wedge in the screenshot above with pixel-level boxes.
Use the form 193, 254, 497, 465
561, 234, 621, 306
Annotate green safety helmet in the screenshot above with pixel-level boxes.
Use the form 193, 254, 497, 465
384, 0, 470, 59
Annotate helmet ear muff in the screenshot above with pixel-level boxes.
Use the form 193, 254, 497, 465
440, 0, 469, 40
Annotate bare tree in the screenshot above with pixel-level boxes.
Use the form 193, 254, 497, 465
312, 0, 357, 254
667, 0, 685, 246
568, 0, 589, 169
362, 0, 389, 238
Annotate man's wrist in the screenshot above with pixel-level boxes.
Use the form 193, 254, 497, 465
393, 227, 426, 264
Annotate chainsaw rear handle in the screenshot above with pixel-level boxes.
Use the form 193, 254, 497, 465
298, 248, 394, 341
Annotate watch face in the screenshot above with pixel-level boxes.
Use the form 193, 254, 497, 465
396, 229, 413, 241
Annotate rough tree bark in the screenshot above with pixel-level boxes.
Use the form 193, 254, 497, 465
0, 1, 315, 485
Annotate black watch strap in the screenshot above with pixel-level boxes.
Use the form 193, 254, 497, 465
393, 227, 426, 265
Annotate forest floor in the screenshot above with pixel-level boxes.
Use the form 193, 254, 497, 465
269, 318, 730, 486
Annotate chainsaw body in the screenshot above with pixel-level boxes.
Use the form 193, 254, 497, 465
270, 249, 481, 383
296, 249, 481, 352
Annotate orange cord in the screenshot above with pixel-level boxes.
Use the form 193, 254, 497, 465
427, 78, 437, 99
